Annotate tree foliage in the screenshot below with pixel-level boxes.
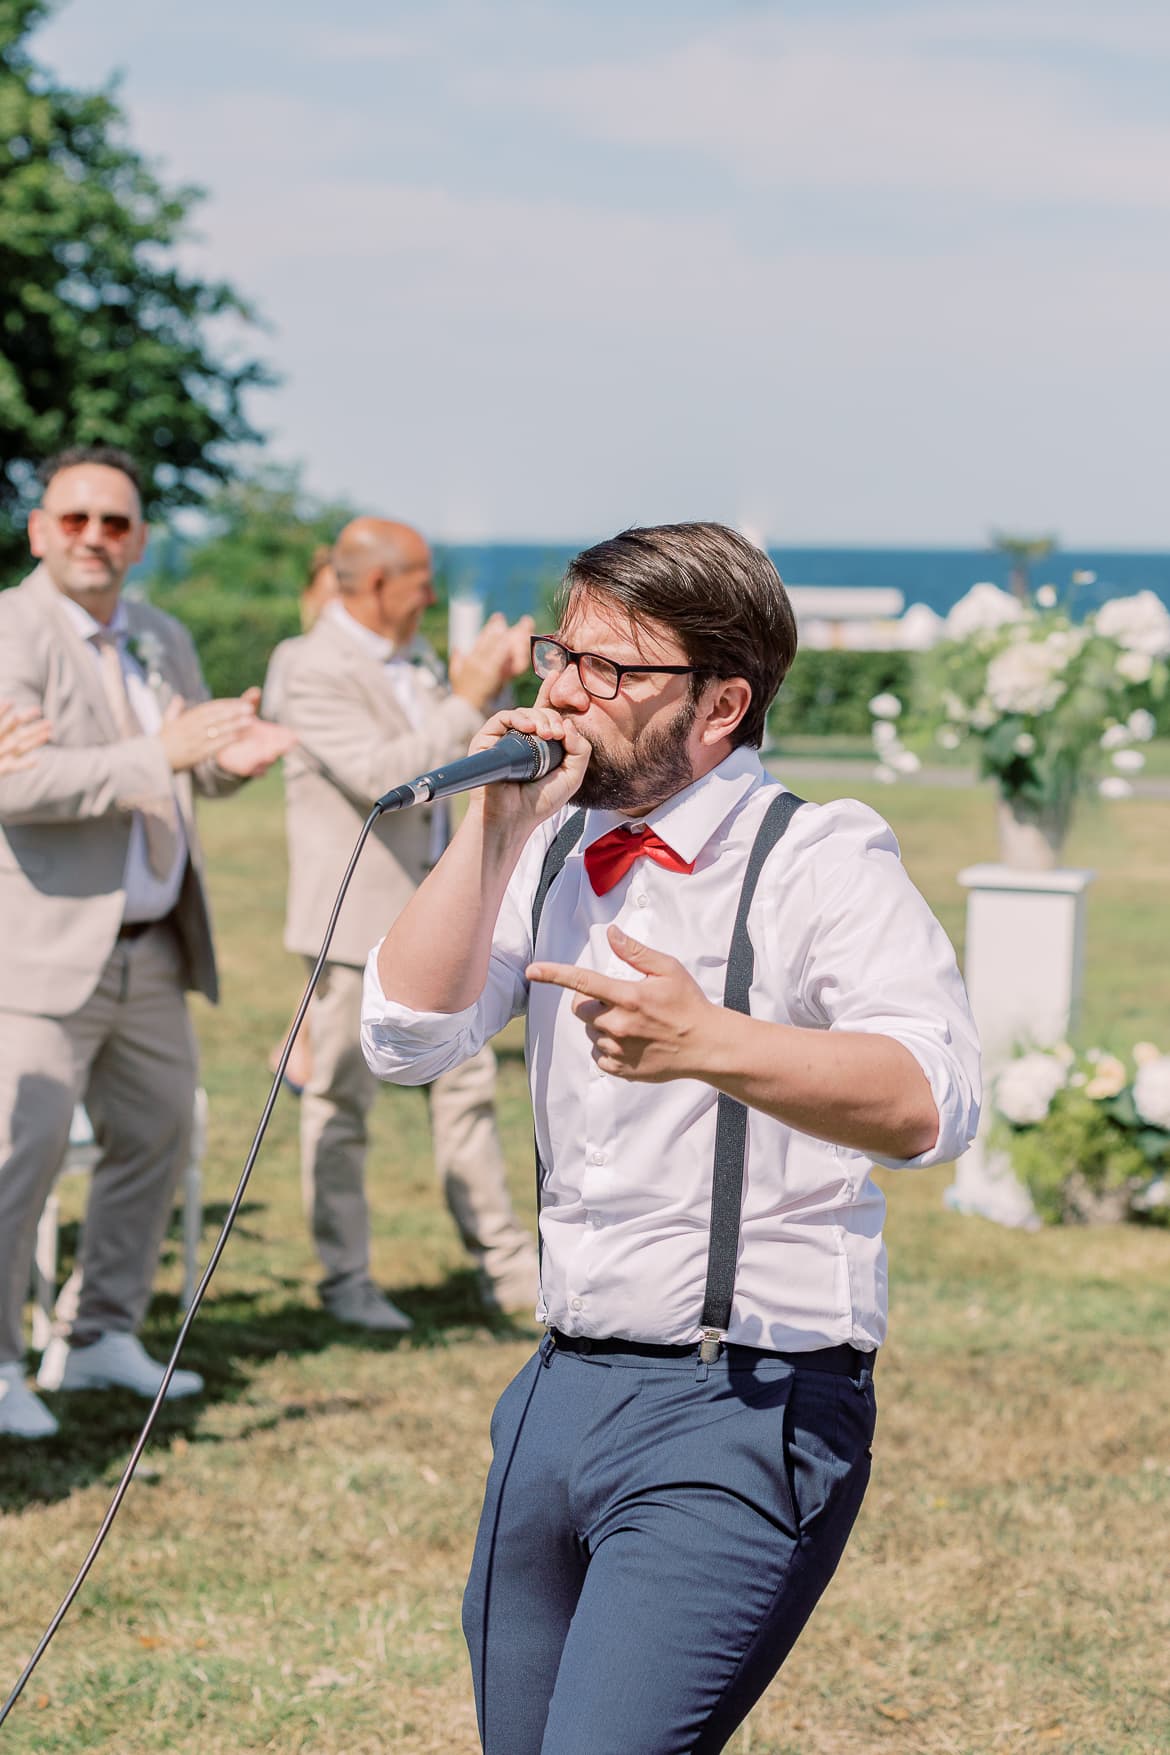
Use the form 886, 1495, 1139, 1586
0, 0, 271, 579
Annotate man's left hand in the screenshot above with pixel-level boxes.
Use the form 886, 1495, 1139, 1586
215, 719, 298, 778
527, 926, 713, 1083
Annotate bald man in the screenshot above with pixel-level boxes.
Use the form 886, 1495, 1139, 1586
274, 518, 539, 1328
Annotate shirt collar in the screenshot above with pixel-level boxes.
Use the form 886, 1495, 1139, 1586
57, 593, 128, 644
327, 598, 409, 663
582, 744, 766, 865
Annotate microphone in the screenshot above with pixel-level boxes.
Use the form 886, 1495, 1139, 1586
375, 731, 565, 814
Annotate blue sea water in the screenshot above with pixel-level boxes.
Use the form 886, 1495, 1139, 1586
435, 543, 1170, 626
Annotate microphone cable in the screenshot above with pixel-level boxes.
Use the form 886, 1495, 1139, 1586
0, 803, 385, 1731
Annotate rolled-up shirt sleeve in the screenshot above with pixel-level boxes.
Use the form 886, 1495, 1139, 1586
360, 818, 557, 1085
778, 800, 982, 1170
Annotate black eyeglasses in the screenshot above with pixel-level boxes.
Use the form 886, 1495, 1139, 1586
531, 635, 699, 702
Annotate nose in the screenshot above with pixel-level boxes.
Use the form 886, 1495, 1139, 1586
545, 660, 590, 711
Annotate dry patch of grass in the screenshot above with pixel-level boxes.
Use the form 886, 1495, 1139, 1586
2, 774, 1168, 1753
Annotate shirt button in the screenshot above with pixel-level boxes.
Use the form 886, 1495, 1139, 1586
627, 822, 646, 834
570, 1296, 584, 1311
588, 1148, 607, 1166
632, 892, 647, 908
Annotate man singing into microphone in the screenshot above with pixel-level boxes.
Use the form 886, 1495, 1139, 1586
360, 523, 980, 1754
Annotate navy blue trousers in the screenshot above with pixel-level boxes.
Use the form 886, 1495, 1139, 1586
462, 1338, 876, 1754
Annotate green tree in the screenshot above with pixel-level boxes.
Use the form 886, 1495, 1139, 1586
989, 529, 1058, 602
165, 466, 354, 602
0, 0, 271, 580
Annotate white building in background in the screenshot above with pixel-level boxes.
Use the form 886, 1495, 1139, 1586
786, 585, 943, 652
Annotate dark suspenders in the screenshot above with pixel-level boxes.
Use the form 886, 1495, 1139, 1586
530, 790, 807, 1346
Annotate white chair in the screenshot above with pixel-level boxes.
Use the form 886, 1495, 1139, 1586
30, 1089, 206, 1350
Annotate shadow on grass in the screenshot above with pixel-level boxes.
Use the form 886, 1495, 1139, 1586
2, 1270, 537, 1512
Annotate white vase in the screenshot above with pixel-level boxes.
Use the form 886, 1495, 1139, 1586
996, 797, 1071, 871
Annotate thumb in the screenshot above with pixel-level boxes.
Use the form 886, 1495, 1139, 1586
608, 925, 675, 976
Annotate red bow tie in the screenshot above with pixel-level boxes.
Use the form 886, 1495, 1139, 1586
583, 825, 695, 896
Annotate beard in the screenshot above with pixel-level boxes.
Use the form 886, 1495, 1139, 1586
571, 694, 698, 813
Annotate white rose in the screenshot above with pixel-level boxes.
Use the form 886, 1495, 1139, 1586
890, 749, 921, 774
969, 699, 997, 731
1100, 723, 1130, 750
1116, 651, 1153, 685
1132, 1176, 1169, 1213
872, 721, 899, 750
1127, 709, 1156, 741
868, 693, 902, 720
942, 690, 967, 722
1113, 749, 1145, 774
1098, 777, 1133, 799
945, 583, 1026, 641
1133, 1042, 1161, 1067
1084, 1054, 1127, 1100
1094, 591, 1170, 659
936, 727, 962, 750
985, 642, 1067, 715
1035, 584, 1058, 609
996, 1052, 1068, 1126
1133, 1056, 1170, 1130
1042, 628, 1085, 661
1013, 733, 1036, 756
873, 764, 897, 784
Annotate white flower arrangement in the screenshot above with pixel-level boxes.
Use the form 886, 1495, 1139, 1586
993, 1041, 1170, 1225
875, 584, 1169, 816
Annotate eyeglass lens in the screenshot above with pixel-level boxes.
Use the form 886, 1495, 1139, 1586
533, 639, 619, 699
56, 511, 133, 539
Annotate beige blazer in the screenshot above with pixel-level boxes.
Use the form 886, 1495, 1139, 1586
274, 611, 483, 967
0, 566, 239, 1016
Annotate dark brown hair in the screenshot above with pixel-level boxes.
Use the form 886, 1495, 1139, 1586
558, 522, 798, 749
38, 445, 143, 500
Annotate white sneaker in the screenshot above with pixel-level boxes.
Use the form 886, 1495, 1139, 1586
323, 1279, 413, 1332
0, 1362, 59, 1438
37, 1332, 204, 1400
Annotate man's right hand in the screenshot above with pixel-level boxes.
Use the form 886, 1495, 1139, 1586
469, 706, 591, 836
449, 614, 531, 713
160, 696, 258, 772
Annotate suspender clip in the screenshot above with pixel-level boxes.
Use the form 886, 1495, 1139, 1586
698, 1329, 724, 1366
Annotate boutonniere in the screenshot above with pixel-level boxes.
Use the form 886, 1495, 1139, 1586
125, 629, 167, 690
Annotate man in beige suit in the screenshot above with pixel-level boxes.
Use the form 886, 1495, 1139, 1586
275, 517, 538, 1329
0, 445, 294, 1440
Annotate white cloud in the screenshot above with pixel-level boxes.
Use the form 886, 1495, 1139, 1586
483, 9, 1170, 212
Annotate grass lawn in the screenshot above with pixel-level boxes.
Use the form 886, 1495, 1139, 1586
2, 771, 1168, 1754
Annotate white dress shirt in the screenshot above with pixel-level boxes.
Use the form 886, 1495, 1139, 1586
325, 600, 449, 864
59, 595, 188, 924
361, 746, 981, 1352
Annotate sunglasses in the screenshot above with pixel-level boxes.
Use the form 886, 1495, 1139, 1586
49, 510, 135, 541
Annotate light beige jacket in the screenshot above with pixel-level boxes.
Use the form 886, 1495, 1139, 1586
0, 566, 240, 1015
274, 611, 483, 967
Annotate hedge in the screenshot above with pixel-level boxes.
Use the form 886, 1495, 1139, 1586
766, 650, 916, 738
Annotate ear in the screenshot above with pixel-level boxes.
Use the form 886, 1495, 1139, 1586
27, 507, 47, 559
696, 675, 752, 746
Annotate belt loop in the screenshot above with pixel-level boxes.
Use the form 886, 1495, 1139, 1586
539, 1329, 556, 1367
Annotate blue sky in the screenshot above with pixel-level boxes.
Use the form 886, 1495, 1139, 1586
35, 0, 1170, 545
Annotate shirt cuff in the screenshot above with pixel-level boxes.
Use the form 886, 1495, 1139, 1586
853, 1025, 981, 1170
359, 941, 482, 1085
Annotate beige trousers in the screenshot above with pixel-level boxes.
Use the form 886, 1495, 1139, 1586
0, 923, 197, 1364
300, 960, 537, 1309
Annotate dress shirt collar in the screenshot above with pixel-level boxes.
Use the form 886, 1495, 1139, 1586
56, 591, 128, 645
327, 597, 413, 663
581, 744, 766, 866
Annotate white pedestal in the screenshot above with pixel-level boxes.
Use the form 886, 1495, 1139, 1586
946, 863, 1095, 1227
